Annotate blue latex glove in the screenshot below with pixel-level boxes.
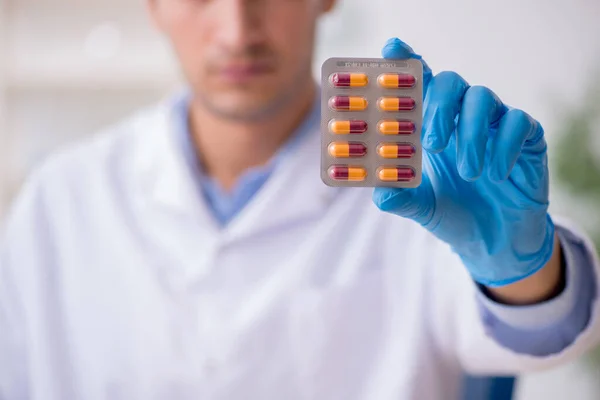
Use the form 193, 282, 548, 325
373, 38, 555, 287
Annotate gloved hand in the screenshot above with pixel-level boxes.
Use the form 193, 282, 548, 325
373, 38, 555, 287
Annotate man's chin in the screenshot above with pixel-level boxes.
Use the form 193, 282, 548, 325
199, 93, 284, 122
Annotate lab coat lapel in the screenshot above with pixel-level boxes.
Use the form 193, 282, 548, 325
222, 128, 341, 243
132, 99, 221, 234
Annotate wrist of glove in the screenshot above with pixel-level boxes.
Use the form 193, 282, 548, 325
450, 214, 556, 287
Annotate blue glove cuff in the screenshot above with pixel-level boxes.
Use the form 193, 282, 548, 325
461, 214, 556, 287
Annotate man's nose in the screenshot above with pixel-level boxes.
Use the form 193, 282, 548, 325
215, 0, 266, 51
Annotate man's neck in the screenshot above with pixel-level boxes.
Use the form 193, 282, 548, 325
188, 84, 316, 191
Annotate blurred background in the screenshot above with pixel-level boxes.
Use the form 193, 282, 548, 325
1, 0, 599, 398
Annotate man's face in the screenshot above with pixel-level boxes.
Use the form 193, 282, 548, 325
150, 0, 334, 121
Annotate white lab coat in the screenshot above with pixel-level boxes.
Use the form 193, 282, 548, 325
1, 97, 600, 400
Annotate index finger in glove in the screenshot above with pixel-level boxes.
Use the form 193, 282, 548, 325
381, 38, 433, 96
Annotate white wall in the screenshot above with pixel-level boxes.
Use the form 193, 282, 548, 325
0, 0, 181, 213
1, 0, 600, 398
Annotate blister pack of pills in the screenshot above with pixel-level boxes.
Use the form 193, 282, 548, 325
320, 57, 423, 188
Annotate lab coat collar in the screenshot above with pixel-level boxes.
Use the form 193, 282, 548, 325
134, 92, 341, 242
132, 96, 221, 232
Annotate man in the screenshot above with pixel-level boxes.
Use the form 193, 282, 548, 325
1, 0, 599, 399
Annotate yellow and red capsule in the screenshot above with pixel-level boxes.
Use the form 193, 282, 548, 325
328, 120, 368, 134
329, 96, 368, 111
377, 73, 416, 88
328, 142, 367, 158
328, 166, 367, 181
377, 167, 415, 182
330, 72, 368, 88
377, 120, 416, 135
377, 143, 415, 159
377, 97, 416, 112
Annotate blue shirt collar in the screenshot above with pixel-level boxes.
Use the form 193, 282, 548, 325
171, 87, 320, 225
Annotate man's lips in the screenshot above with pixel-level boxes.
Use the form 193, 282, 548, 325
215, 62, 275, 83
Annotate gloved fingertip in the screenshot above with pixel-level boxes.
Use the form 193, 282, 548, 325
488, 166, 508, 182
382, 37, 416, 59
488, 151, 513, 182
423, 143, 444, 154
384, 37, 413, 51
458, 162, 481, 182
422, 132, 444, 153
458, 143, 485, 182
461, 174, 479, 183
372, 187, 410, 212
422, 107, 453, 153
